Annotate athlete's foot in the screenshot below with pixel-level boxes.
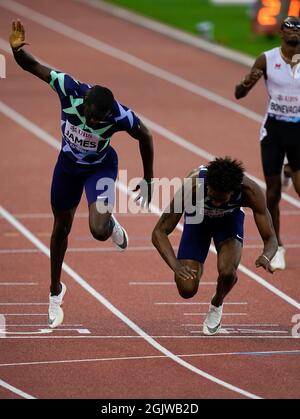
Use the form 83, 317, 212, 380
270, 246, 286, 272
48, 282, 67, 329
111, 215, 128, 251
203, 303, 223, 336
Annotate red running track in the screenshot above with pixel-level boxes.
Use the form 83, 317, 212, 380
0, 0, 300, 399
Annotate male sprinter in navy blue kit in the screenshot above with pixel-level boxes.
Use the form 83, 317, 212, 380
152, 158, 278, 335
10, 20, 154, 328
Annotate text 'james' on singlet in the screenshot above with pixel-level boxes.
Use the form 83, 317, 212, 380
49, 70, 140, 165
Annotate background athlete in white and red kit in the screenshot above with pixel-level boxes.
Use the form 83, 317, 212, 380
235, 16, 300, 272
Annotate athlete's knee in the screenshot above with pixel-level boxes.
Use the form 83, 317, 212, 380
177, 286, 198, 299
175, 278, 199, 299
90, 223, 111, 242
218, 268, 237, 286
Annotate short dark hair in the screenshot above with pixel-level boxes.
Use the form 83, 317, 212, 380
206, 157, 245, 193
85, 85, 114, 115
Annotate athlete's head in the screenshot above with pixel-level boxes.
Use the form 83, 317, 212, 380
83, 86, 115, 128
206, 157, 244, 207
280, 16, 300, 47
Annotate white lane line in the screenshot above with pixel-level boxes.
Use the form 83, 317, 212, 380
183, 324, 280, 327
0, 211, 154, 219
0, 379, 36, 399
0, 246, 156, 254
244, 244, 300, 249
0, 208, 261, 399
190, 330, 288, 335
2, 324, 83, 327
1, 348, 300, 369
130, 282, 216, 285
1, 210, 299, 218
156, 302, 247, 305
237, 330, 289, 334
0, 283, 38, 286
77, 0, 255, 67
0, 303, 48, 306
0, 41, 299, 212
130, 282, 174, 285
0, 316, 47, 317
184, 313, 248, 316
0, 335, 297, 340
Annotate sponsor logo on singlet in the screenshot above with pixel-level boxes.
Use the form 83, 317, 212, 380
202, 198, 238, 218
64, 121, 100, 152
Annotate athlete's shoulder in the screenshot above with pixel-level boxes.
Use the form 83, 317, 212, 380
112, 100, 140, 130
241, 175, 265, 207
263, 47, 280, 59
49, 70, 91, 98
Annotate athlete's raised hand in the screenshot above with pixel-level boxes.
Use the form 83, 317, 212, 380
174, 263, 197, 282
255, 254, 273, 274
9, 19, 29, 51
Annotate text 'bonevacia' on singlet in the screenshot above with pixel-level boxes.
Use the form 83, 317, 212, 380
197, 166, 243, 218
264, 47, 300, 123
49, 70, 140, 165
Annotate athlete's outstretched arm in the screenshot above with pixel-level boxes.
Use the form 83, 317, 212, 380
243, 177, 278, 272
128, 120, 154, 205
9, 19, 52, 83
152, 170, 199, 281
235, 54, 266, 99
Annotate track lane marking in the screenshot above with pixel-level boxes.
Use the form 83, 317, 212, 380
0, 379, 36, 399
0, 282, 38, 286
0, 335, 297, 340
1, 349, 300, 369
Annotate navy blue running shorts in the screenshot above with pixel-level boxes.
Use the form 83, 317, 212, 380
177, 209, 245, 264
51, 147, 118, 211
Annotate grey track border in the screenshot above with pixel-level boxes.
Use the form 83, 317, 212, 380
75, 0, 255, 67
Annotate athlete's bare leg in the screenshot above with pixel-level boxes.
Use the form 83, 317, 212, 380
265, 175, 283, 246
211, 238, 242, 307
291, 169, 300, 197
50, 206, 77, 296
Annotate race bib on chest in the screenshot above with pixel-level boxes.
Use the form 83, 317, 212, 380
268, 94, 300, 118
64, 121, 101, 152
